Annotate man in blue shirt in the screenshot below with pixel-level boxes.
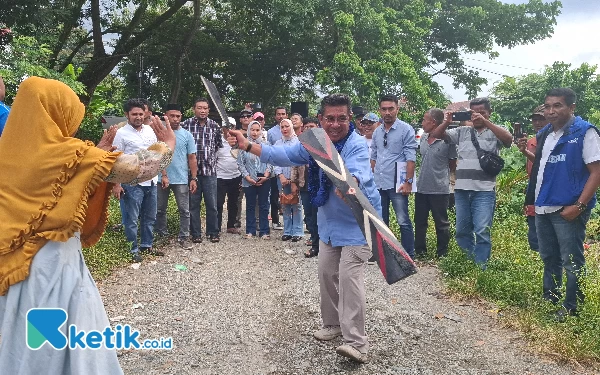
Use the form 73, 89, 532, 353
227, 94, 381, 364
155, 104, 198, 250
370, 94, 418, 258
0, 76, 10, 135
267, 106, 288, 230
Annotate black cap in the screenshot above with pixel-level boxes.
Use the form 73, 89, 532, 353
240, 108, 253, 116
352, 106, 366, 118
164, 103, 183, 112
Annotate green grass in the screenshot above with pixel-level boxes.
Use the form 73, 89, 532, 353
389, 156, 600, 365
83, 196, 185, 280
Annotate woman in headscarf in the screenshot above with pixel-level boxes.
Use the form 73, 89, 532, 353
0, 77, 176, 374
274, 119, 304, 242
237, 120, 273, 239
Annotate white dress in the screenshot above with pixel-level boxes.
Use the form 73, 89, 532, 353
0, 233, 123, 374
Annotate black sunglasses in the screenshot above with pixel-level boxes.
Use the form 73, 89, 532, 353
240, 114, 252, 118
383, 132, 388, 147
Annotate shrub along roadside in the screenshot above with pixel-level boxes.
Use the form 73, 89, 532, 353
395, 146, 600, 365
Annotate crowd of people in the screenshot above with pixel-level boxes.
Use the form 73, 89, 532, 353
0, 76, 598, 371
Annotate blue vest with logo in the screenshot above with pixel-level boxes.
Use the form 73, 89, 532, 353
535, 116, 598, 209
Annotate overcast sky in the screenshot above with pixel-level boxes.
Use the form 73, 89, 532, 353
434, 0, 600, 102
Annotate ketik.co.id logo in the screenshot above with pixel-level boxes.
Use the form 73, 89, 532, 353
26, 308, 172, 350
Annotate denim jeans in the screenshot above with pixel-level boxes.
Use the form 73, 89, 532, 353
535, 208, 590, 311
155, 184, 190, 240
189, 176, 219, 238
414, 193, 450, 257
454, 189, 496, 266
270, 178, 281, 225
122, 184, 157, 254
527, 215, 539, 251
282, 185, 304, 236
217, 176, 242, 230
244, 184, 270, 236
379, 188, 415, 258
300, 190, 319, 248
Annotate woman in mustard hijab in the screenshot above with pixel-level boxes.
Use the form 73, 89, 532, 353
0, 77, 175, 374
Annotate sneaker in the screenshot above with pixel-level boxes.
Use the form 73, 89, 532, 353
272, 223, 283, 230
131, 253, 143, 263
226, 228, 241, 234
367, 254, 377, 265
178, 239, 193, 250
192, 237, 203, 244
209, 235, 220, 243
336, 344, 368, 363
140, 247, 164, 256
291, 236, 303, 242
313, 325, 342, 341
281, 235, 292, 241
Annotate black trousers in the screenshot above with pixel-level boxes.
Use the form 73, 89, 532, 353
414, 193, 450, 257
270, 178, 280, 225
217, 176, 242, 230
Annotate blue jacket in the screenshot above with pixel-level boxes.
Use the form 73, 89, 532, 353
526, 116, 599, 209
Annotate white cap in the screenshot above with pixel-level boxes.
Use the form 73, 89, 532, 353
227, 116, 236, 126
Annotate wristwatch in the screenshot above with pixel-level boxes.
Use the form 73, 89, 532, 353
190, 177, 198, 182
245, 142, 253, 152
403, 177, 414, 184
575, 201, 587, 212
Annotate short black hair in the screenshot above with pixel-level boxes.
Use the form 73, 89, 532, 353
123, 98, 147, 113
379, 94, 399, 105
275, 106, 287, 113
427, 108, 444, 125
546, 87, 577, 106
319, 94, 351, 114
290, 112, 302, 120
138, 98, 151, 111
194, 97, 210, 107
470, 97, 492, 112
303, 117, 319, 125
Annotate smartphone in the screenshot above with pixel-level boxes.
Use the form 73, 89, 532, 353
452, 111, 471, 121
513, 122, 523, 140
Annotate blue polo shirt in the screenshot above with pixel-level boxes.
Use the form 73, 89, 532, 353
0, 101, 10, 136
165, 127, 196, 184
260, 131, 382, 247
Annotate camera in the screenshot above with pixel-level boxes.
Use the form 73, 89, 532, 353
452, 111, 471, 121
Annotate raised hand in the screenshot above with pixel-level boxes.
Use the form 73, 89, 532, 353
97, 125, 118, 151
149, 115, 176, 151
227, 129, 246, 148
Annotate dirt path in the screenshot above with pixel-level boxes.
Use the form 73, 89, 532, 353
99, 221, 588, 374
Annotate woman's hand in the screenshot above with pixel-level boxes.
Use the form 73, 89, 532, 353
279, 174, 290, 186
97, 125, 118, 151
149, 115, 176, 151
245, 175, 257, 185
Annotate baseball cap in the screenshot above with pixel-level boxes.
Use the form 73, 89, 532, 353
226, 116, 236, 127
352, 106, 366, 118
361, 112, 379, 123
252, 112, 265, 120
240, 109, 252, 116
530, 104, 545, 118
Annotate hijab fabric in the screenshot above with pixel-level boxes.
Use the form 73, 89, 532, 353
0, 77, 119, 295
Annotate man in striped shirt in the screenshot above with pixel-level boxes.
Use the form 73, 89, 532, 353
182, 98, 223, 243
430, 97, 512, 267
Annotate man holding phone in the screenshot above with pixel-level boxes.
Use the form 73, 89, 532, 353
430, 97, 512, 267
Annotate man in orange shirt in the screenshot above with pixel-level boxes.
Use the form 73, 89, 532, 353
518, 105, 547, 251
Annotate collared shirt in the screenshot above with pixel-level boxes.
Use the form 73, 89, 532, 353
237, 139, 273, 187
535, 117, 600, 214
267, 124, 282, 145
446, 126, 507, 191
370, 119, 417, 190
260, 131, 382, 247
181, 117, 223, 176
0, 101, 10, 136
112, 124, 158, 186
216, 135, 241, 180
417, 133, 457, 194
165, 127, 196, 185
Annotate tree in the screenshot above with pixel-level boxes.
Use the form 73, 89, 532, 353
491, 62, 600, 132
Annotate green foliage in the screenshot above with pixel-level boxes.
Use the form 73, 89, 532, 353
491, 62, 600, 133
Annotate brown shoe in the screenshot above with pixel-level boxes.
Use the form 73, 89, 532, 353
226, 228, 241, 234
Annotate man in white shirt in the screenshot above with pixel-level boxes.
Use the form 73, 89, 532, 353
112, 99, 163, 263
524, 88, 600, 322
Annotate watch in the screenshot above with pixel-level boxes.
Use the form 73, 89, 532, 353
575, 201, 587, 211
403, 177, 414, 184
190, 177, 198, 182
245, 142, 253, 152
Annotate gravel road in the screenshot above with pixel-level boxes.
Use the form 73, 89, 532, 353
99, 218, 590, 375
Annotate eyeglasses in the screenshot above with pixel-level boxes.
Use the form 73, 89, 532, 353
383, 132, 388, 147
240, 114, 252, 118
323, 116, 350, 125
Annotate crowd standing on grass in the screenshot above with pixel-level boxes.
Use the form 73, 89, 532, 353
1, 74, 599, 371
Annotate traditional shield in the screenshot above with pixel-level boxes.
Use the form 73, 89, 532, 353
298, 128, 417, 284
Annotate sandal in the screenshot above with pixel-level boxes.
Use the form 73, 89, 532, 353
305, 239, 313, 246
245, 234, 255, 239
304, 248, 319, 258
260, 235, 271, 240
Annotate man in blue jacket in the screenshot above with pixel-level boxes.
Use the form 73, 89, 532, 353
227, 94, 380, 364
525, 87, 600, 322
